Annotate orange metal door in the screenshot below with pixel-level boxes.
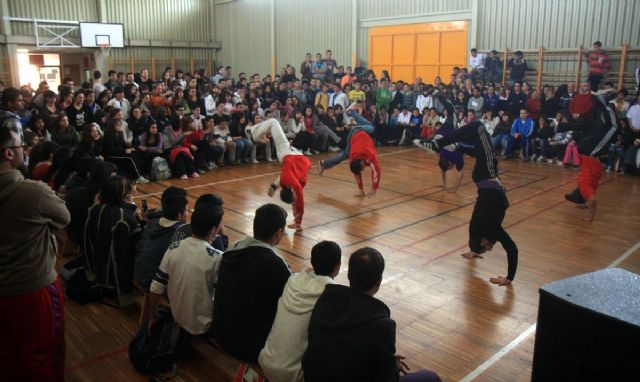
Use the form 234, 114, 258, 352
368, 21, 468, 84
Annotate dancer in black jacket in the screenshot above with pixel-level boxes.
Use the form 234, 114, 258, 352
418, 115, 518, 286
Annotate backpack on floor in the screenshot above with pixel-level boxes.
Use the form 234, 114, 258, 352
151, 157, 171, 180
129, 306, 187, 375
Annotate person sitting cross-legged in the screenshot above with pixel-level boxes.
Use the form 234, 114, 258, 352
147, 200, 225, 335
302, 247, 442, 382
258, 241, 341, 382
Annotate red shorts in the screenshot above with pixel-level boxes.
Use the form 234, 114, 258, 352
578, 155, 604, 200
0, 278, 65, 381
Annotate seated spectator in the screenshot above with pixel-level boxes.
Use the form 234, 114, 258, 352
606, 118, 629, 173
229, 112, 255, 163
212, 203, 291, 363
302, 247, 442, 382
610, 89, 630, 118
511, 108, 535, 160
481, 109, 499, 136
534, 116, 554, 162
128, 106, 152, 145
258, 241, 342, 382
569, 82, 594, 120
492, 113, 513, 159
467, 87, 484, 117
147, 200, 224, 335
136, 122, 164, 178
51, 115, 78, 149
169, 116, 201, 179
28, 140, 59, 181
422, 108, 439, 139
103, 113, 148, 184
170, 193, 229, 251
65, 160, 117, 248
526, 89, 542, 121
78, 123, 104, 160
84, 175, 140, 306
547, 112, 572, 164
134, 187, 189, 290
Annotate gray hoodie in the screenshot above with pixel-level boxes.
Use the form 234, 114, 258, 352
0, 170, 70, 296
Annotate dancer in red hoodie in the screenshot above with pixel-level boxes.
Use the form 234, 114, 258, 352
318, 103, 380, 198
247, 117, 311, 230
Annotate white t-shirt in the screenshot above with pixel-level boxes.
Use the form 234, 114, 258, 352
627, 104, 640, 131
469, 53, 487, 70
150, 237, 223, 335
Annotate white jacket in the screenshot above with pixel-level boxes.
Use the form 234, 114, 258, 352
258, 271, 335, 382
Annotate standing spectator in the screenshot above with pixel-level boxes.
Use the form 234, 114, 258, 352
469, 48, 486, 84
322, 50, 338, 83
93, 70, 106, 99
507, 51, 529, 85
302, 247, 442, 382
587, 41, 612, 92
212, 203, 291, 363
300, 53, 313, 80
0, 126, 70, 381
259, 241, 342, 382
311, 53, 328, 81
486, 50, 503, 84
0, 88, 25, 141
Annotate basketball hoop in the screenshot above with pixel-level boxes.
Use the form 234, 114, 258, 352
99, 43, 110, 51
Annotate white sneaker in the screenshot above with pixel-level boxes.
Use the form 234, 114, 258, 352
251, 159, 260, 164
531, 154, 537, 161
136, 176, 150, 184
267, 157, 275, 162
313, 150, 320, 155
537, 156, 545, 162
328, 146, 340, 152
208, 161, 218, 169
303, 149, 312, 156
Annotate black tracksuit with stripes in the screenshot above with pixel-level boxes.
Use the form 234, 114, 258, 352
433, 120, 518, 281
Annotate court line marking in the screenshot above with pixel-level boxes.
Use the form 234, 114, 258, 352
132, 147, 416, 200
458, 237, 640, 382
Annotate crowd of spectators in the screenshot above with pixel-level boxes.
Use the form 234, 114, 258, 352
1, 41, 639, 381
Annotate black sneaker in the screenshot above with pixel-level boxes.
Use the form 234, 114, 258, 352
413, 139, 438, 153
564, 188, 585, 205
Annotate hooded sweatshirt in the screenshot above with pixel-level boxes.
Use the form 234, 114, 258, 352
212, 236, 291, 363
0, 169, 70, 296
302, 284, 399, 382
259, 271, 335, 382
134, 217, 184, 290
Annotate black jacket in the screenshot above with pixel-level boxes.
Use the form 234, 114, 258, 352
302, 284, 399, 382
133, 218, 183, 290
211, 243, 290, 363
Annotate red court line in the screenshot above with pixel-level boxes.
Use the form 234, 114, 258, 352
396, 176, 579, 250
67, 345, 128, 371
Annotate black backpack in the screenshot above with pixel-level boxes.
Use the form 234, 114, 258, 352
128, 307, 187, 375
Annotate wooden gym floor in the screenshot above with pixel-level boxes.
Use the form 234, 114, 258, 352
63, 146, 640, 381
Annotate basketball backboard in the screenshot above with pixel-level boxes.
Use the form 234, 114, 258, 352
80, 22, 124, 48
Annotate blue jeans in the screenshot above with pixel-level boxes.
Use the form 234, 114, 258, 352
486, 67, 502, 84
323, 111, 374, 169
534, 138, 547, 158
492, 133, 513, 156
234, 139, 253, 161
518, 136, 533, 159
607, 145, 625, 169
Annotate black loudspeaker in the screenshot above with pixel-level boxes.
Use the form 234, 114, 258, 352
531, 268, 640, 382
